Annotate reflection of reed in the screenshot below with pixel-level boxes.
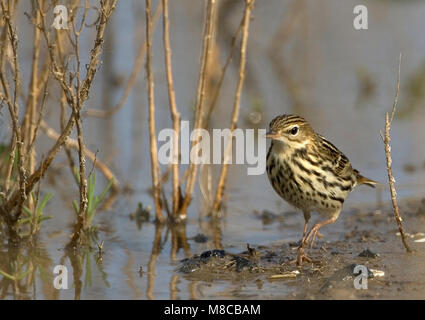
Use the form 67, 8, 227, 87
0, 244, 54, 299
169, 274, 179, 300
124, 249, 142, 299
59, 244, 111, 300
170, 223, 191, 261
188, 281, 198, 300
198, 216, 223, 250
211, 218, 223, 250
147, 223, 164, 300
147, 222, 191, 299
67, 251, 83, 300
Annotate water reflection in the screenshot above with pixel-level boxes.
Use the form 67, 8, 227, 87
170, 223, 191, 261
0, 243, 54, 299
61, 243, 110, 300
135, 216, 227, 300
199, 218, 223, 250
146, 223, 162, 300
147, 222, 191, 299
124, 248, 142, 299
0, 209, 224, 299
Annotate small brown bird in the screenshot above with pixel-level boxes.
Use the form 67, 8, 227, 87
266, 114, 377, 264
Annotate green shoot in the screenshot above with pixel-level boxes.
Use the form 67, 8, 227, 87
20, 192, 52, 236
72, 170, 114, 228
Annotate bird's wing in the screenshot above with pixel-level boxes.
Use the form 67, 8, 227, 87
316, 135, 353, 176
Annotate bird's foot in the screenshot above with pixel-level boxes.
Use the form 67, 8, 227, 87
296, 246, 312, 265
288, 245, 312, 265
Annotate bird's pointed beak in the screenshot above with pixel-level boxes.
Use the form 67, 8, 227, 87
265, 130, 279, 139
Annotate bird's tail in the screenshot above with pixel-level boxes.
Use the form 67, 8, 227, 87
355, 171, 380, 188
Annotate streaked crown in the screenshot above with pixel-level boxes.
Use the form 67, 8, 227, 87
267, 114, 315, 146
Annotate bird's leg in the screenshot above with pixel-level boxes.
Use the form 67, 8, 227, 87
296, 211, 311, 265
305, 217, 337, 249
300, 211, 310, 245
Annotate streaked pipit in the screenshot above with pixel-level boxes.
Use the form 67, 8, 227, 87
266, 114, 377, 265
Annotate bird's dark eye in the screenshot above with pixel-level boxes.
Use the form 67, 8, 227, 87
290, 126, 299, 135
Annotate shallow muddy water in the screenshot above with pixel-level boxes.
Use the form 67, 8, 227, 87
2, 0, 425, 299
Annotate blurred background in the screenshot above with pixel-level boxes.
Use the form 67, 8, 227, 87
1, 0, 425, 299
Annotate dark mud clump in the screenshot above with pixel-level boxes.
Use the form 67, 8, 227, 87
177, 249, 260, 274
188, 233, 209, 243
358, 248, 379, 258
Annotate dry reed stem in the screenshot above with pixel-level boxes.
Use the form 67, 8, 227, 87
145, 0, 164, 223
179, 0, 218, 217
23, 1, 42, 206
211, 0, 255, 214
380, 54, 412, 253
72, 113, 89, 241
28, 76, 49, 156
69, 5, 90, 243
84, 1, 162, 118
54, 24, 77, 172
0, 2, 13, 206
162, 0, 181, 218
3, 134, 16, 194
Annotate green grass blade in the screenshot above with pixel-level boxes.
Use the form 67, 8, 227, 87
72, 200, 79, 215
87, 173, 96, 215
39, 215, 52, 223
37, 193, 52, 217
0, 269, 16, 281
93, 178, 114, 210
22, 206, 33, 218
17, 217, 32, 225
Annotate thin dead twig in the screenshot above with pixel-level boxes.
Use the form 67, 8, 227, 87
380, 54, 412, 253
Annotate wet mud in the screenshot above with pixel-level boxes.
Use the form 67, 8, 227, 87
176, 199, 425, 299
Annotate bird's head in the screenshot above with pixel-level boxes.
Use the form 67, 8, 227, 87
266, 114, 314, 149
